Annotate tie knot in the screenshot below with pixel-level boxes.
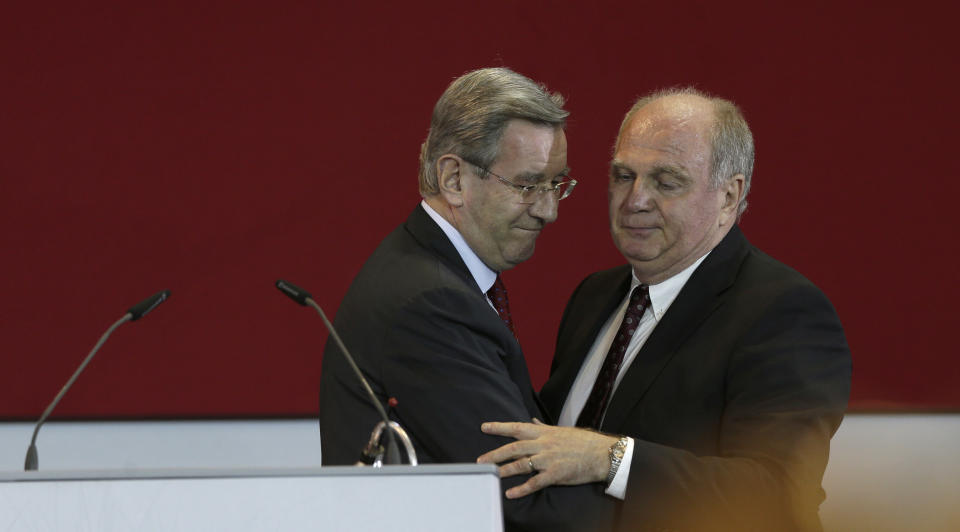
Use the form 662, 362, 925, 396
487, 275, 517, 338
626, 284, 650, 317
631, 284, 649, 301
488, 275, 508, 302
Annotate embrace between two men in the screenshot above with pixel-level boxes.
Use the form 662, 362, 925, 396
318, 68, 850, 532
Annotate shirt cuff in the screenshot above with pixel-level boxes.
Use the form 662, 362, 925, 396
604, 436, 633, 500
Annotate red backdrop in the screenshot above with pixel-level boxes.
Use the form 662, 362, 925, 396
2, 1, 957, 419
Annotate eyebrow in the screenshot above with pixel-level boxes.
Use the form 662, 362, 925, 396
515, 167, 571, 184
648, 164, 690, 181
610, 161, 633, 174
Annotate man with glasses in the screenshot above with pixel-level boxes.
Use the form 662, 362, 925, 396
479, 88, 851, 531
318, 67, 612, 531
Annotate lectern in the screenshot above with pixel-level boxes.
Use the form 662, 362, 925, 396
1, 464, 503, 531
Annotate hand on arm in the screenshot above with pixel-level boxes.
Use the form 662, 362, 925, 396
384, 288, 617, 531
477, 420, 618, 498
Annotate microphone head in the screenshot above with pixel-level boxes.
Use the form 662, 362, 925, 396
275, 279, 312, 306
128, 290, 171, 321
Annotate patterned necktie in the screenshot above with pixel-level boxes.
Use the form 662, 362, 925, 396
486, 275, 517, 338
576, 284, 651, 429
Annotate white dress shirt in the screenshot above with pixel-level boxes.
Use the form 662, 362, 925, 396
421, 200, 497, 302
557, 253, 710, 499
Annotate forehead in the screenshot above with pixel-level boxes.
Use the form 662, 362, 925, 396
615, 97, 713, 172
496, 119, 567, 166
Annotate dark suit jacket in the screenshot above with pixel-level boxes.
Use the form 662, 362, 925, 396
319, 205, 614, 531
541, 226, 851, 532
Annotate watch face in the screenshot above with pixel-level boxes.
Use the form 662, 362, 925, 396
611, 439, 626, 460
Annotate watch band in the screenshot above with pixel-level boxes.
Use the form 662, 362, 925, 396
606, 436, 629, 487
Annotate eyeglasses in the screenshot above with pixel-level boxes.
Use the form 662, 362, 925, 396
463, 158, 577, 204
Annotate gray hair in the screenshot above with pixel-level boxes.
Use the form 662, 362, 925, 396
619, 87, 754, 218
418, 67, 568, 197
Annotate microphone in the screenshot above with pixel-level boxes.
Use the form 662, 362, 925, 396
275, 279, 311, 306
275, 279, 415, 466
128, 289, 170, 321
24, 289, 171, 471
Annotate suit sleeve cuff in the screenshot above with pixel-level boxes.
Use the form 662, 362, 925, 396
604, 436, 633, 500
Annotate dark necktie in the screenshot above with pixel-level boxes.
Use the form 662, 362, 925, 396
576, 284, 651, 429
487, 275, 517, 338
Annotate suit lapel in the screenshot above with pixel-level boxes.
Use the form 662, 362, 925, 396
541, 267, 632, 417
406, 204, 542, 417
602, 226, 750, 431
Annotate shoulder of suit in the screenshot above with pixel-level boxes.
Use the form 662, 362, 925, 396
732, 244, 840, 314
742, 245, 820, 287
581, 264, 632, 288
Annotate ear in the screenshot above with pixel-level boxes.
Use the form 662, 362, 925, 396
719, 174, 745, 225
437, 154, 465, 207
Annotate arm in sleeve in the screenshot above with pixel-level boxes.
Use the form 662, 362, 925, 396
621, 284, 852, 531
382, 287, 616, 532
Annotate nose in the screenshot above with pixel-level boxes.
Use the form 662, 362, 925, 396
528, 190, 559, 224
622, 178, 653, 212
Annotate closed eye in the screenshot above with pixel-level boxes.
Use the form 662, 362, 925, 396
657, 179, 681, 191
610, 168, 635, 182
651, 166, 688, 192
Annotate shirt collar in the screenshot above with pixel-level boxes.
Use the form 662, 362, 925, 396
421, 200, 498, 294
631, 252, 710, 321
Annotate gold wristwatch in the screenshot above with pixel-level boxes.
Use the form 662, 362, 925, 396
606, 436, 629, 487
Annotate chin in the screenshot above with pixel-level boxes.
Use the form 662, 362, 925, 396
616, 241, 660, 263
505, 246, 536, 268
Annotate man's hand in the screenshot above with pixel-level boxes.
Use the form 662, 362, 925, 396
477, 420, 618, 498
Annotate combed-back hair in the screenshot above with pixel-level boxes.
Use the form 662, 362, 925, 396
418, 67, 568, 197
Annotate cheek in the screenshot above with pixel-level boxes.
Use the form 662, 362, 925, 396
486, 202, 520, 235
668, 198, 715, 233
608, 187, 627, 216
468, 193, 496, 223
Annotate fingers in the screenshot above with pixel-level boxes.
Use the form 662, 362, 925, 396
477, 440, 538, 465
500, 456, 552, 497
494, 456, 531, 479
480, 421, 540, 439
504, 471, 552, 499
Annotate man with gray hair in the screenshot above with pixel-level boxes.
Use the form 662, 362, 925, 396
319, 67, 613, 531
480, 88, 851, 531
